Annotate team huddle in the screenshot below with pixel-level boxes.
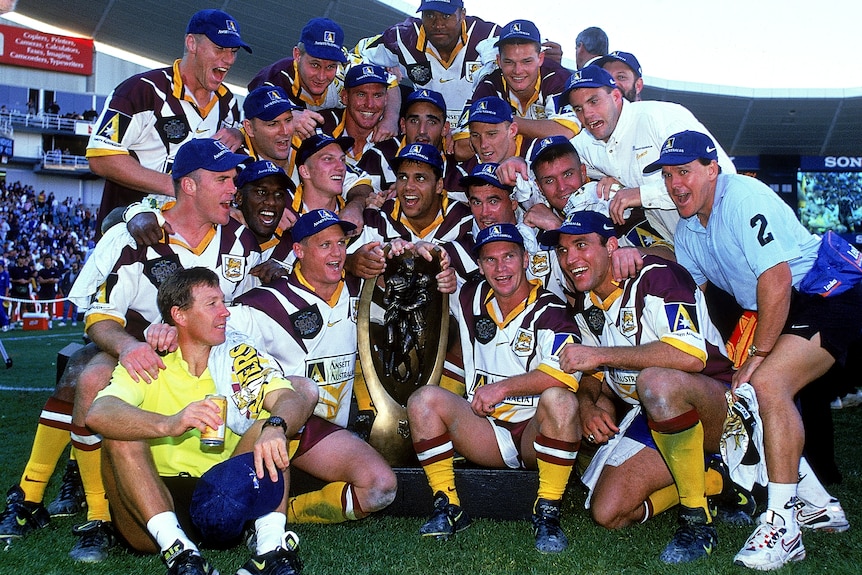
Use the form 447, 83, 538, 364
2, 2, 860, 575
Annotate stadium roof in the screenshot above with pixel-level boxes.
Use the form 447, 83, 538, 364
7, 0, 862, 157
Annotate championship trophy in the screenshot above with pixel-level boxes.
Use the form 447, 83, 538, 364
357, 246, 449, 465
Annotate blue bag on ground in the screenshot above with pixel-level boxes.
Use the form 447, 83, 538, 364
799, 231, 862, 297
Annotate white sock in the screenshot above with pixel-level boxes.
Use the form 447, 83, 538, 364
254, 511, 286, 555
766, 482, 799, 524
146, 511, 198, 555
796, 457, 832, 506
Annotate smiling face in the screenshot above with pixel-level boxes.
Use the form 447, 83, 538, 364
533, 152, 587, 211
175, 283, 230, 348
395, 160, 444, 231
661, 159, 719, 226
498, 42, 544, 100
237, 175, 287, 243
567, 86, 623, 143
294, 48, 340, 97
477, 241, 530, 303
555, 232, 616, 299
467, 184, 518, 229
341, 82, 388, 132
186, 34, 238, 93
469, 120, 517, 164
299, 143, 347, 200
243, 110, 295, 162
187, 168, 239, 226
293, 224, 347, 291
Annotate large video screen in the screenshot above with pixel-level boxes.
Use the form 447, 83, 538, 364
797, 171, 862, 237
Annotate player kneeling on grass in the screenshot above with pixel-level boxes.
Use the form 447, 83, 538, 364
86, 267, 318, 575
407, 223, 583, 553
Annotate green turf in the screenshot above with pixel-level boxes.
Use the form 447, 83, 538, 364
0, 325, 860, 574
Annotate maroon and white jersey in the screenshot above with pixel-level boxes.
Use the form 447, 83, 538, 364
352, 193, 473, 248
248, 57, 346, 112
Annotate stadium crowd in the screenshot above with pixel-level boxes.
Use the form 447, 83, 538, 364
1, 3, 860, 575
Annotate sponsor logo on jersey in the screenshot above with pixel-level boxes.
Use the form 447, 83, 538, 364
529, 251, 550, 276
95, 110, 131, 145
513, 328, 534, 355
620, 307, 637, 335
665, 303, 699, 333
291, 304, 323, 339
143, 254, 182, 288
584, 306, 605, 336
407, 62, 432, 85
156, 115, 191, 145
221, 255, 246, 282
306, 354, 355, 385
474, 315, 497, 344
551, 333, 578, 356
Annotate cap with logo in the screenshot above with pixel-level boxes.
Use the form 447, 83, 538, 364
560, 65, 617, 104
292, 209, 357, 243
187, 9, 252, 53
468, 96, 514, 125
172, 138, 250, 180
494, 20, 541, 47
473, 222, 524, 256
243, 86, 299, 121
344, 64, 389, 88
235, 160, 291, 190
529, 135, 576, 169
300, 17, 347, 63
416, 0, 464, 15
391, 142, 445, 172
459, 163, 513, 193
642, 131, 718, 174
539, 210, 616, 247
403, 89, 447, 115
595, 51, 642, 78
296, 132, 354, 166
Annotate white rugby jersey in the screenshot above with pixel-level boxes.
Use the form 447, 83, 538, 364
453, 279, 581, 423
83, 218, 261, 340
575, 256, 733, 405
229, 269, 362, 428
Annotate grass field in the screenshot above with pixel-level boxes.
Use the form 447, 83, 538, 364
0, 325, 860, 574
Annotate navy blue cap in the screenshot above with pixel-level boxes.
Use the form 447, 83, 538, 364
460, 163, 513, 192
187, 9, 251, 53
560, 65, 617, 104
529, 135, 576, 168
296, 132, 354, 166
172, 139, 250, 180
189, 453, 283, 545
473, 223, 524, 256
243, 86, 299, 121
417, 0, 463, 15
539, 210, 616, 247
495, 20, 541, 47
468, 96, 513, 125
642, 131, 718, 173
299, 18, 347, 63
292, 209, 356, 243
595, 51, 642, 78
344, 64, 389, 88
404, 89, 447, 115
235, 160, 291, 190
391, 142, 445, 172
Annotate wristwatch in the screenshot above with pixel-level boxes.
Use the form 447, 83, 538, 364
747, 344, 770, 358
262, 416, 288, 434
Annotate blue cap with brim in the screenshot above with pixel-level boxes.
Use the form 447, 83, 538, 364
243, 86, 299, 121
187, 9, 252, 53
642, 130, 718, 174
300, 17, 347, 63
560, 65, 617, 105
292, 209, 357, 243
189, 453, 283, 545
344, 64, 389, 88
235, 160, 291, 190
172, 139, 250, 180
595, 51, 642, 78
494, 20, 541, 47
529, 135, 576, 169
391, 142, 445, 172
539, 210, 616, 247
459, 163, 513, 193
404, 89, 447, 115
468, 96, 514, 125
296, 132, 354, 166
473, 223, 524, 256
417, 0, 463, 15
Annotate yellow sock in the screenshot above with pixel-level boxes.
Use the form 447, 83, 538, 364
72, 446, 110, 522
288, 481, 365, 524
649, 413, 709, 518
705, 466, 722, 496
646, 484, 680, 520
534, 435, 578, 502
438, 375, 466, 397
20, 421, 71, 502
353, 363, 375, 413
414, 434, 458, 505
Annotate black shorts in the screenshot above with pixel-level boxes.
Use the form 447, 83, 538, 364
785, 282, 862, 366
160, 476, 207, 546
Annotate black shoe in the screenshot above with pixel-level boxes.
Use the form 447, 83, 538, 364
69, 520, 116, 562
47, 459, 87, 517
0, 485, 50, 540
659, 506, 717, 564
419, 491, 471, 540
163, 541, 218, 575
236, 531, 303, 575
532, 498, 568, 553
707, 457, 756, 526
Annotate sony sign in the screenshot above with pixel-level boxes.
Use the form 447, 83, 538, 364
825, 156, 862, 169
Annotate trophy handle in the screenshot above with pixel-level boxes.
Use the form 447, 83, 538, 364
356, 247, 449, 465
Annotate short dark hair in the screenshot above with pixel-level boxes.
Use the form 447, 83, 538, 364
157, 267, 220, 326
533, 145, 582, 174
576, 27, 609, 56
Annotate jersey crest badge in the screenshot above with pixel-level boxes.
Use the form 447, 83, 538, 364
665, 303, 699, 333
95, 111, 131, 144
529, 251, 550, 276
291, 305, 323, 339
306, 361, 326, 384
584, 306, 604, 336
513, 328, 534, 355
620, 307, 638, 335
143, 254, 181, 288
221, 255, 246, 283
474, 316, 497, 344
407, 62, 432, 85
465, 61, 481, 83
156, 115, 191, 145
